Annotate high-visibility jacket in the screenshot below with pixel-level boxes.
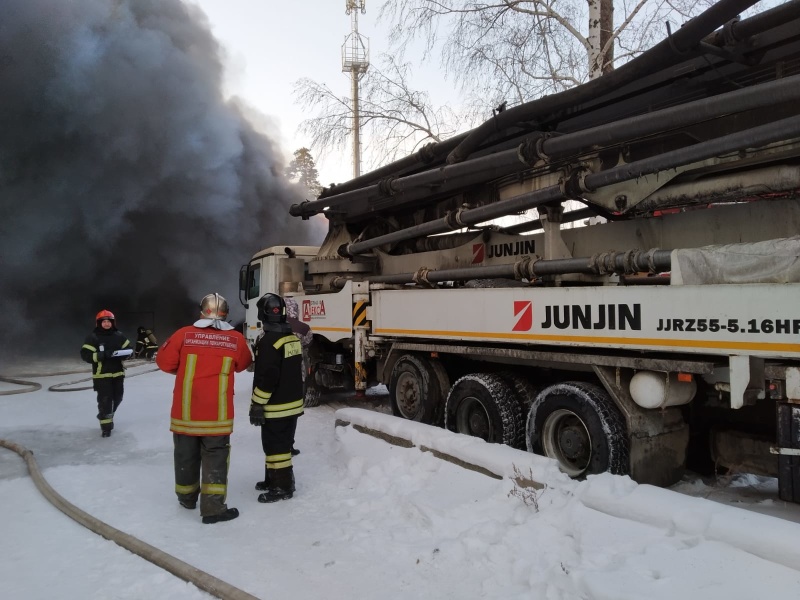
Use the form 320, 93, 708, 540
156, 325, 252, 436
251, 327, 304, 420
81, 328, 131, 379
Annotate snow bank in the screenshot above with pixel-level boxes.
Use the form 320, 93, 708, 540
336, 407, 800, 572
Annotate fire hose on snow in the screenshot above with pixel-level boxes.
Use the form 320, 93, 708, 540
0, 365, 261, 600
0, 439, 260, 600
0, 361, 157, 395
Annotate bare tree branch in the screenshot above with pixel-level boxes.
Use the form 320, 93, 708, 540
296, 0, 755, 176
294, 55, 461, 170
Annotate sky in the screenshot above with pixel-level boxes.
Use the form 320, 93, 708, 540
185, 0, 453, 186
2, 358, 800, 599
185, 0, 358, 185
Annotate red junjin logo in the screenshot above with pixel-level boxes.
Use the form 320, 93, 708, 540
512, 301, 533, 331
472, 243, 485, 264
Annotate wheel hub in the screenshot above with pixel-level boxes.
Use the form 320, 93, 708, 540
455, 396, 492, 442
468, 410, 489, 439
558, 426, 587, 461
541, 408, 592, 477
396, 374, 420, 416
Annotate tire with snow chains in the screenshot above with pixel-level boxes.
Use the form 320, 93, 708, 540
526, 382, 629, 478
445, 373, 524, 447
389, 354, 445, 424
303, 384, 321, 408
498, 372, 540, 448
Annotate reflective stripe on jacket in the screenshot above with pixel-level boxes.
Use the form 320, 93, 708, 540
252, 331, 304, 420
156, 325, 253, 436
80, 330, 131, 378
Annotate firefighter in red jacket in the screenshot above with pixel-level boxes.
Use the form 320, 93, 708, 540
80, 310, 133, 437
156, 293, 252, 524
250, 293, 304, 503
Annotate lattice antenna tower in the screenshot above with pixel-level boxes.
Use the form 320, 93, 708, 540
342, 0, 369, 178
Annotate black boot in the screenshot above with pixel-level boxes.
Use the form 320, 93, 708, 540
101, 430, 111, 438
258, 487, 293, 503
258, 467, 294, 503
202, 507, 239, 524
255, 467, 270, 491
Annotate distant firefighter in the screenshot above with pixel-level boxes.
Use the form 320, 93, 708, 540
135, 326, 159, 360
80, 310, 133, 438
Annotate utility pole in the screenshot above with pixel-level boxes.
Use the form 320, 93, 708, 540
342, 0, 369, 178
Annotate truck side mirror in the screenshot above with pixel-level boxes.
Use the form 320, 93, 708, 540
238, 265, 248, 292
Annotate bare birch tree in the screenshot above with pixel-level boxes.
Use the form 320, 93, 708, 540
294, 54, 459, 171
380, 0, 715, 108
296, 0, 727, 177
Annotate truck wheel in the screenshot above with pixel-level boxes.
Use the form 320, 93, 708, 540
389, 355, 444, 424
499, 372, 540, 448
303, 384, 321, 408
527, 382, 629, 477
445, 374, 523, 447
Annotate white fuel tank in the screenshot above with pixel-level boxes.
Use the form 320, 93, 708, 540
629, 371, 697, 409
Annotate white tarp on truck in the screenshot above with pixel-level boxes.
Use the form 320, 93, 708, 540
671, 236, 800, 285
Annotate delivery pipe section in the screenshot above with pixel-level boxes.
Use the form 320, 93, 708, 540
291, 73, 800, 220
445, 0, 765, 165
344, 114, 800, 257
502, 207, 598, 235
353, 248, 673, 287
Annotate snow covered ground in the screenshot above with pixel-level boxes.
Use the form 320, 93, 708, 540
1, 358, 800, 600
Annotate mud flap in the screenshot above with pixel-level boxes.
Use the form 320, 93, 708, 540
776, 402, 800, 503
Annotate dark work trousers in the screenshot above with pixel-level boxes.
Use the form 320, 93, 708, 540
173, 433, 232, 517
94, 377, 124, 433
260, 417, 298, 488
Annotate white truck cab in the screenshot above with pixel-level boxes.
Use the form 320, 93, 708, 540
238, 245, 319, 347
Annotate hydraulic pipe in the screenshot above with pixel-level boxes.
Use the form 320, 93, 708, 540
707, 0, 800, 45
541, 74, 800, 160
446, 0, 763, 165
291, 145, 528, 218
360, 249, 673, 286
346, 115, 800, 256
501, 207, 597, 235
346, 186, 564, 255
291, 73, 800, 219
317, 136, 466, 199
582, 115, 800, 192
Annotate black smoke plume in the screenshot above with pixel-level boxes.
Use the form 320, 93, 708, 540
0, 0, 324, 360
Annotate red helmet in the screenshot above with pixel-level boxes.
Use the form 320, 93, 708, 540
96, 309, 115, 324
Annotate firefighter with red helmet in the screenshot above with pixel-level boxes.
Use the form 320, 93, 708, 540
250, 293, 304, 503
156, 293, 252, 524
80, 310, 133, 437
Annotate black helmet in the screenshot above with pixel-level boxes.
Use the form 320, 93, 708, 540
257, 293, 286, 324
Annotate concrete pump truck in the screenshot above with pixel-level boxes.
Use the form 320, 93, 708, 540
240, 0, 800, 502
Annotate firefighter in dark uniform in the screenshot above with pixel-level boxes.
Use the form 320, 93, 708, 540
156, 293, 252, 524
135, 326, 159, 360
80, 310, 133, 437
250, 293, 304, 503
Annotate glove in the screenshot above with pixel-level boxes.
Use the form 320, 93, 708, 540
249, 403, 266, 427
